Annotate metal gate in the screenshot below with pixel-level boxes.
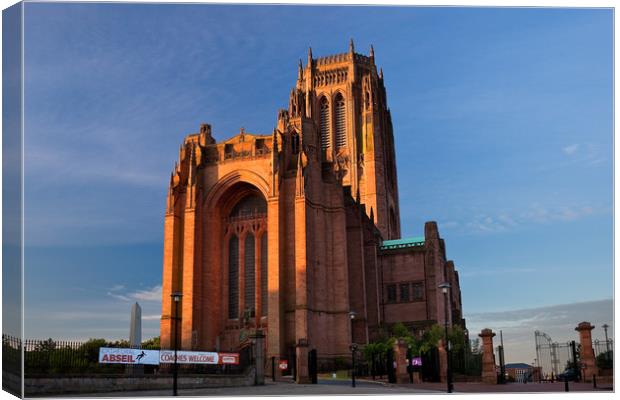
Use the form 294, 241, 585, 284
534, 331, 578, 380
308, 349, 317, 384
421, 347, 440, 382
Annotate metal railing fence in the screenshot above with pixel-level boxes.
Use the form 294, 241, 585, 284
3, 334, 249, 376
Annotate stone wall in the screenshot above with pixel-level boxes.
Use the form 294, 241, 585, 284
23, 368, 255, 396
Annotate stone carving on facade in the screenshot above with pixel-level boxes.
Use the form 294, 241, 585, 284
289, 89, 305, 118
334, 148, 350, 181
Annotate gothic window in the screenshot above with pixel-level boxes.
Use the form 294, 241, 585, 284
319, 97, 330, 150
292, 133, 300, 155
260, 233, 268, 317
244, 234, 256, 312
386, 284, 397, 304
412, 282, 424, 301
228, 235, 239, 319
334, 93, 346, 149
230, 195, 267, 217
399, 283, 410, 302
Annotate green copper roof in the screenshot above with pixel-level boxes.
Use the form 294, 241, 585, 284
380, 236, 425, 250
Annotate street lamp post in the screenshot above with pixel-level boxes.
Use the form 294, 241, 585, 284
349, 311, 357, 388
438, 282, 453, 393
602, 324, 610, 356
171, 292, 183, 396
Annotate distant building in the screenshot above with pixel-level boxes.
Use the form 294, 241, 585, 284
160, 41, 465, 380
504, 363, 541, 382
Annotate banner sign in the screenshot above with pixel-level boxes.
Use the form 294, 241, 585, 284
98, 348, 239, 366
99, 348, 160, 365
159, 351, 240, 365
160, 350, 219, 364
411, 357, 422, 366
218, 352, 240, 365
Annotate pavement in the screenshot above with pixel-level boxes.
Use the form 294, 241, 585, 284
67, 378, 436, 397
61, 377, 613, 397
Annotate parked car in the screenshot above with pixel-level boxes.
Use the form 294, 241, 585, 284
558, 368, 579, 382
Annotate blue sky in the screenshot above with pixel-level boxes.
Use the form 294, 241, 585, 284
20, 4, 612, 362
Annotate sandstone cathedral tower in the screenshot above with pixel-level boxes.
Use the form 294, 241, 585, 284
160, 41, 465, 379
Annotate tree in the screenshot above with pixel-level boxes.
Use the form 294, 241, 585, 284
35, 338, 56, 352
107, 339, 130, 348
142, 336, 160, 349
391, 322, 410, 339
78, 338, 107, 363
470, 338, 481, 354
419, 325, 444, 354
596, 351, 613, 370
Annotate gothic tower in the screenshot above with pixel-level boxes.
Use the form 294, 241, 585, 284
289, 40, 401, 239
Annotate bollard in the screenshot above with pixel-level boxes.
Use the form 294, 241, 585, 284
593, 374, 597, 389
271, 357, 275, 382
564, 376, 569, 392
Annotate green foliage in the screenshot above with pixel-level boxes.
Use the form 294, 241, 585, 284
391, 322, 410, 339
596, 351, 613, 370
35, 338, 56, 352
78, 338, 107, 363
142, 336, 161, 349
419, 325, 444, 354
106, 339, 130, 348
448, 325, 466, 353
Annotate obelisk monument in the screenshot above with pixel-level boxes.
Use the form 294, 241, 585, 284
128, 302, 143, 375
130, 302, 142, 348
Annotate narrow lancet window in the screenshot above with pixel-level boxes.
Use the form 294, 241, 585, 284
244, 234, 256, 312
334, 94, 346, 149
260, 233, 268, 316
319, 97, 330, 150
228, 235, 239, 319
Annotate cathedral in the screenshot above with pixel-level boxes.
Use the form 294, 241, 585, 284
160, 41, 464, 380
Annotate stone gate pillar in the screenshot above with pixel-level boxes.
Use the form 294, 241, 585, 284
575, 322, 598, 382
479, 328, 497, 384
438, 339, 447, 383
393, 339, 409, 383
251, 330, 265, 385
295, 339, 310, 384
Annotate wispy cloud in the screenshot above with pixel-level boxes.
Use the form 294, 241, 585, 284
107, 284, 162, 303
131, 285, 162, 302
562, 143, 579, 155
458, 266, 538, 278
445, 203, 607, 234
107, 292, 131, 302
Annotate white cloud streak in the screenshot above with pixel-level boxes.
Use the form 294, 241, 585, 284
442, 203, 607, 234
562, 143, 579, 155
107, 284, 162, 303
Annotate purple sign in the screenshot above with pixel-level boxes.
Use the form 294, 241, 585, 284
412, 357, 422, 366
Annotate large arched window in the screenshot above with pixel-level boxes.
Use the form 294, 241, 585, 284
225, 191, 267, 323
260, 233, 268, 316
334, 93, 346, 149
244, 234, 256, 311
228, 235, 239, 319
319, 97, 330, 150
230, 195, 267, 217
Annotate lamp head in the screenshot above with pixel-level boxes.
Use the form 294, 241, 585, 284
438, 282, 451, 294
171, 292, 183, 302
349, 311, 357, 320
